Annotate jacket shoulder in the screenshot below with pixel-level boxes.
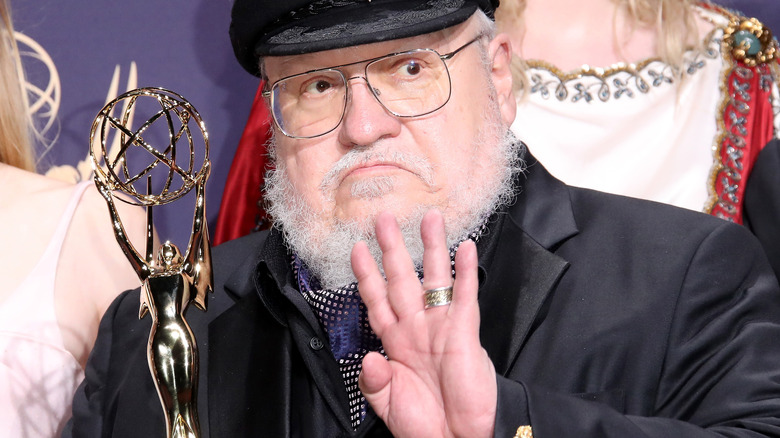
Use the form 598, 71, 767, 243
212, 230, 269, 268
563, 185, 772, 276
568, 186, 729, 233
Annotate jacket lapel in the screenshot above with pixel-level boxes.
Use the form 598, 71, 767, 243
479, 149, 578, 375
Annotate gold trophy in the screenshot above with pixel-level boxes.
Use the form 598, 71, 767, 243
89, 87, 212, 438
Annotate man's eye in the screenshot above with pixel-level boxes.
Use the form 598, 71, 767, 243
397, 60, 423, 77
304, 80, 333, 95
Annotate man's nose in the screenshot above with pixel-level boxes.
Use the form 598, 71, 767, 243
338, 76, 401, 146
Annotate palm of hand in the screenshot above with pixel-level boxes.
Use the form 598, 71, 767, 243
352, 211, 497, 438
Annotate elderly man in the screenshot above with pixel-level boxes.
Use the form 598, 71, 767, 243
66, 0, 780, 437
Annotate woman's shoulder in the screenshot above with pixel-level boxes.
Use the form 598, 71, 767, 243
71, 182, 147, 233
0, 166, 79, 256
56, 179, 151, 366
0, 164, 73, 201
65, 181, 149, 283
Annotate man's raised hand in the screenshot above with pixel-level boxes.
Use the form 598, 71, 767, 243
352, 210, 497, 438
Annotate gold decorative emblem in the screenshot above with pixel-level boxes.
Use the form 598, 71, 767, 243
723, 16, 776, 66
514, 425, 533, 438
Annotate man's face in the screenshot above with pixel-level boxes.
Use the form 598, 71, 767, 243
262, 15, 516, 287
263, 17, 515, 229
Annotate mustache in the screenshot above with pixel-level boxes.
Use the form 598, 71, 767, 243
318, 146, 435, 193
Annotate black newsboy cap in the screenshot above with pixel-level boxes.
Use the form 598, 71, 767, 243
230, 0, 500, 76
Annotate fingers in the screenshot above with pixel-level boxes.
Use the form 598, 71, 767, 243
451, 239, 479, 320
420, 210, 453, 294
352, 240, 397, 334
374, 212, 425, 318
354, 209, 472, 330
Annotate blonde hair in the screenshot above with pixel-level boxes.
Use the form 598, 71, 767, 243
497, 0, 702, 94
0, 0, 35, 171
623, 0, 701, 66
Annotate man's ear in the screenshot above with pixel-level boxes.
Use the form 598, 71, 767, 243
488, 33, 516, 126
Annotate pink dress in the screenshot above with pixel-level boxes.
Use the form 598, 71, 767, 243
0, 182, 89, 437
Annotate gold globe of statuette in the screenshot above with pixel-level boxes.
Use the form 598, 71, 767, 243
90, 87, 209, 206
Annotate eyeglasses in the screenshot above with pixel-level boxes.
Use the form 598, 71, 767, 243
263, 36, 483, 139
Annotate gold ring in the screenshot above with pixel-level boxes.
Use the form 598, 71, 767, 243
423, 286, 453, 309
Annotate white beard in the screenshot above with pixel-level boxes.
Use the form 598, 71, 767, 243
264, 98, 524, 289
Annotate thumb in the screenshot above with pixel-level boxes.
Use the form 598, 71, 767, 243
360, 352, 393, 417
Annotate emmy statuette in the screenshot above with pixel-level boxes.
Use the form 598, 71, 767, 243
89, 88, 212, 438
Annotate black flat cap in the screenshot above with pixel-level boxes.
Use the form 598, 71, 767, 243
230, 0, 499, 76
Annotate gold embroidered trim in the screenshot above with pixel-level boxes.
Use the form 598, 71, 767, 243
704, 6, 779, 217
524, 27, 720, 83
523, 27, 720, 103
705, 25, 733, 216
524, 57, 668, 83
514, 425, 533, 438
772, 61, 780, 138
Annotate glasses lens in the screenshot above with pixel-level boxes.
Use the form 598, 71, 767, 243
271, 70, 346, 138
366, 50, 451, 117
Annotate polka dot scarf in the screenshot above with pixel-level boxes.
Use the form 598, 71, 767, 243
292, 222, 487, 429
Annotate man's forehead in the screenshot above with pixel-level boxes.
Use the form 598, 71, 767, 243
264, 28, 453, 81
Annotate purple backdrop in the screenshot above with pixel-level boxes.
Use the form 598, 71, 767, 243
719, 0, 780, 30
8, 0, 780, 248
12, 0, 259, 248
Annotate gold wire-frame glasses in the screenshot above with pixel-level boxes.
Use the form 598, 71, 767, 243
263, 35, 484, 139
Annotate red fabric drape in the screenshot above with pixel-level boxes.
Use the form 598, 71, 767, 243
711, 60, 777, 223
214, 82, 272, 245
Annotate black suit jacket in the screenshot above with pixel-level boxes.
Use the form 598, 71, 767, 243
65, 152, 780, 437
745, 139, 780, 279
